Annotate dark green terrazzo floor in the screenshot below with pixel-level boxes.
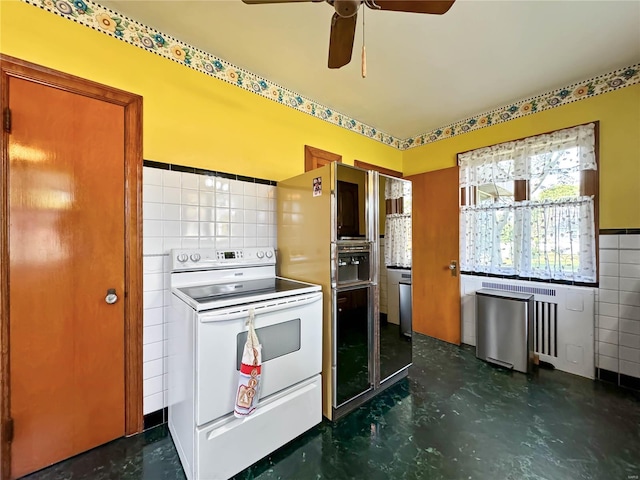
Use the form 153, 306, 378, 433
22, 334, 640, 480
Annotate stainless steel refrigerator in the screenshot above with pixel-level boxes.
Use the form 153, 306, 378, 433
277, 162, 412, 420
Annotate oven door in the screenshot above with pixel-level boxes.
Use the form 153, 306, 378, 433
195, 291, 322, 427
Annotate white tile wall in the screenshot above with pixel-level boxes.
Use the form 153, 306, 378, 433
142, 166, 277, 415
596, 233, 640, 381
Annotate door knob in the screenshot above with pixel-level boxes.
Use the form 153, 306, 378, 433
449, 261, 457, 277
105, 288, 118, 304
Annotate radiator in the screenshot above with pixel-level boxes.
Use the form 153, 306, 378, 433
461, 275, 595, 379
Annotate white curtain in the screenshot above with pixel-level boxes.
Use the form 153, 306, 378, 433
459, 123, 597, 188
459, 123, 597, 283
384, 178, 412, 268
460, 197, 596, 282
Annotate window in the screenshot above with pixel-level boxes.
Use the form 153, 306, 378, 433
459, 123, 598, 283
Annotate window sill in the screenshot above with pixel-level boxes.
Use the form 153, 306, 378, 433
459, 271, 598, 288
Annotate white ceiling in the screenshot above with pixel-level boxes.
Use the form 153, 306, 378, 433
101, 0, 640, 139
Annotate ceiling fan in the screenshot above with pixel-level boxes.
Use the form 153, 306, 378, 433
241, 0, 456, 69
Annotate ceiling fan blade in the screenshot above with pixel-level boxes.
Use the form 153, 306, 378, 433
241, 0, 318, 4
366, 0, 456, 15
328, 12, 357, 69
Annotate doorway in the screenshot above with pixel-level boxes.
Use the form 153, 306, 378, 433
0, 55, 143, 479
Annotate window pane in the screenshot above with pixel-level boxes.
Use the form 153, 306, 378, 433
529, 148, 580, 201
525, 200, 595, 282
460, 207, 515, 275
496, 209, 516, 271
476, 181, 514, 205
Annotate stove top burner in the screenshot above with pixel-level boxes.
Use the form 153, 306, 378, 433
177, 277, 318, 306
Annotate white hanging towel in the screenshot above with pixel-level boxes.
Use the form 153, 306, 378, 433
234, 308, 262, 418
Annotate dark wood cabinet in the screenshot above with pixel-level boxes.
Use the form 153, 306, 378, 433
337, 180, 360, 239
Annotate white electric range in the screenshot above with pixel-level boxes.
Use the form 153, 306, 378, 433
168, 247, 323, 480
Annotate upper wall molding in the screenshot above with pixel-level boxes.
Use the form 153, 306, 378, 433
403, 64, 639, 150
22, 0, 640, 151
22, 0, 402, 148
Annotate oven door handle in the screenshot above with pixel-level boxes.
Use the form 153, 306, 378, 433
200, 292, 322, 323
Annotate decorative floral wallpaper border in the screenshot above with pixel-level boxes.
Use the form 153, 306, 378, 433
22, 0, 640, 151
23, 0, 401, 148
403, 64, 640, 150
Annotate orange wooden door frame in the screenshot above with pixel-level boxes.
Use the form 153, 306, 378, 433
0, 55, 143, 480
304, 145, 341, 172
353, 160, 402, 178
406, 167, 461, 344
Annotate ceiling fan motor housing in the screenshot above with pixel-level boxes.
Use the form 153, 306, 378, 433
333, 0, 360, 18
241, 0, 457, 69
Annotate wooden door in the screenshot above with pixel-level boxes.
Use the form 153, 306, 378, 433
406, 167, 460, 344
304, 145, 341, 171
4, 74, 130, 478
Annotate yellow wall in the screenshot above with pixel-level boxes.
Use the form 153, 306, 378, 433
0, 0, 402, 180
403, 84, 640, 229
2, 1, 638, 227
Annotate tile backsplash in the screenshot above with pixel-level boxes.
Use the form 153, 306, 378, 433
596, 232, 640, 387
142, 163, 277, 415
141, 169, 640, 414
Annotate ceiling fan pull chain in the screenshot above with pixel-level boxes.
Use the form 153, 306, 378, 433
361, 5, 367, 78
244, 0, 456, 71
362, 46, 367, 78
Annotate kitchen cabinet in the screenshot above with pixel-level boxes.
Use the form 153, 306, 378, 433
337, 180, 360, 239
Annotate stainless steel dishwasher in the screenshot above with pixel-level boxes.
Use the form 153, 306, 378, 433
387, 268, 411, 326
475, 289, 534, 373
399, 281, 412, 338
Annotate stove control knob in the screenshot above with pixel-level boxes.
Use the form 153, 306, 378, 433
177, 253, 189, 263
265, 250, 273, 259
256, 251, 265, 259
190, 253, 201, 262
